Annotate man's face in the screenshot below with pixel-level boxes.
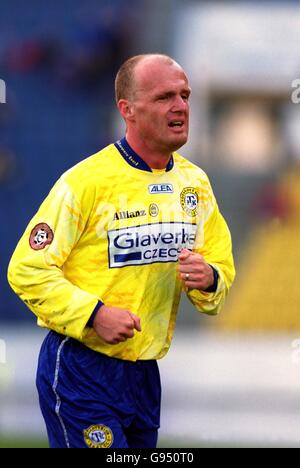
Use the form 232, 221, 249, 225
130, 59, 191, 153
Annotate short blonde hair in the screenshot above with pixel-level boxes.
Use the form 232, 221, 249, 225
115, 53, 175, 103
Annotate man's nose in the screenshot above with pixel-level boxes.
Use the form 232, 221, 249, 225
171, 95, 187, 112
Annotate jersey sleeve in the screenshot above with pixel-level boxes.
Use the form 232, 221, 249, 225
7, 176, 101, 340
187, 186, 235, 316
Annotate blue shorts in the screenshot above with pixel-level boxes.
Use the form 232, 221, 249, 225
36, 331, 161, 448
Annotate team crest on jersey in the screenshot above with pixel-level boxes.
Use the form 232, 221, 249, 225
149, 203, 159, 217
180, 187, 199, 217
29, 223, 54, 250
83, 424, 113, 449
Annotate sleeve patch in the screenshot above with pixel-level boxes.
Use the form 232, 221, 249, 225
29, 223, 54, 250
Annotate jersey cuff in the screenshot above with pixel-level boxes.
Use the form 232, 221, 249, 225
204, 266, 219, 293
86, 300, 104, 328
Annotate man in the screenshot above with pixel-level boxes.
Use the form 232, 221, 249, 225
7, 54, 235, 449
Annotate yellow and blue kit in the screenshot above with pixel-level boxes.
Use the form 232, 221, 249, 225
8, 138, 235, 448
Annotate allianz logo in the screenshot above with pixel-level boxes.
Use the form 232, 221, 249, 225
113, 210, 146, 221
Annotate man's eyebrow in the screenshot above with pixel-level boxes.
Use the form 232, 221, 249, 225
155, 89, 191, 98
156, 91, 176, 98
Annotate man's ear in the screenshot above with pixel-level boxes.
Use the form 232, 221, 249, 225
118, 99, 135, 122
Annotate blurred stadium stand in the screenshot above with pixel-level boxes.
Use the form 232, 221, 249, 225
2, 0, 300, 447
218, 167, 300, 331
0, 0, 146, 322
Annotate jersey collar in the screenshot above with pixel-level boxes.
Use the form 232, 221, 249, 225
114, 138, 174, 173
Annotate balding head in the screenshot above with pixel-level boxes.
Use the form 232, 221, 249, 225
115, 54, 182, 104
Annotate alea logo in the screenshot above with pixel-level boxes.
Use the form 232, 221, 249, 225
108, 222, 197, 268
148, 184, 173, 194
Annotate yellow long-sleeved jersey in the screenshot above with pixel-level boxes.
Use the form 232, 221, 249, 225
8, 139, 235, 361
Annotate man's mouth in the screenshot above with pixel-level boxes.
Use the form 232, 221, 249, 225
168, 120, 184, 128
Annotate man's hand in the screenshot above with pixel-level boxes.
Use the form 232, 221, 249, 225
93, 305, 142, 345
178, 248, 214, 291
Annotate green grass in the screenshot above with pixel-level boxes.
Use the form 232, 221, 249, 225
0, 437, 290, 449
0, 438, 49, 448
0, 438, 210, 448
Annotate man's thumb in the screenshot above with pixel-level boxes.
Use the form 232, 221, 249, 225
178, 248, 192, 261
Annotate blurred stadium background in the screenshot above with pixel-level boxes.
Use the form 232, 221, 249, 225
1, 0, 300, 448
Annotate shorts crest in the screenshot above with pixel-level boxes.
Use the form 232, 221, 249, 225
83, 424, 113, 448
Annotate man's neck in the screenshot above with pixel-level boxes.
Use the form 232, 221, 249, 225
125, 134, 172, 170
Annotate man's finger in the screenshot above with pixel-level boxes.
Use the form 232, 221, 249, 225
130, 313, 142, 332
179, 251, 205, 265
120, 329, 135, 340
178, 264, 203, 274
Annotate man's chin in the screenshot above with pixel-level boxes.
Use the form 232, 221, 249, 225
168, 134, 188, 152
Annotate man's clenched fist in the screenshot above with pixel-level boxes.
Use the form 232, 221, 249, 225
178, 248, 214, 291
93, 305, 141, 345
